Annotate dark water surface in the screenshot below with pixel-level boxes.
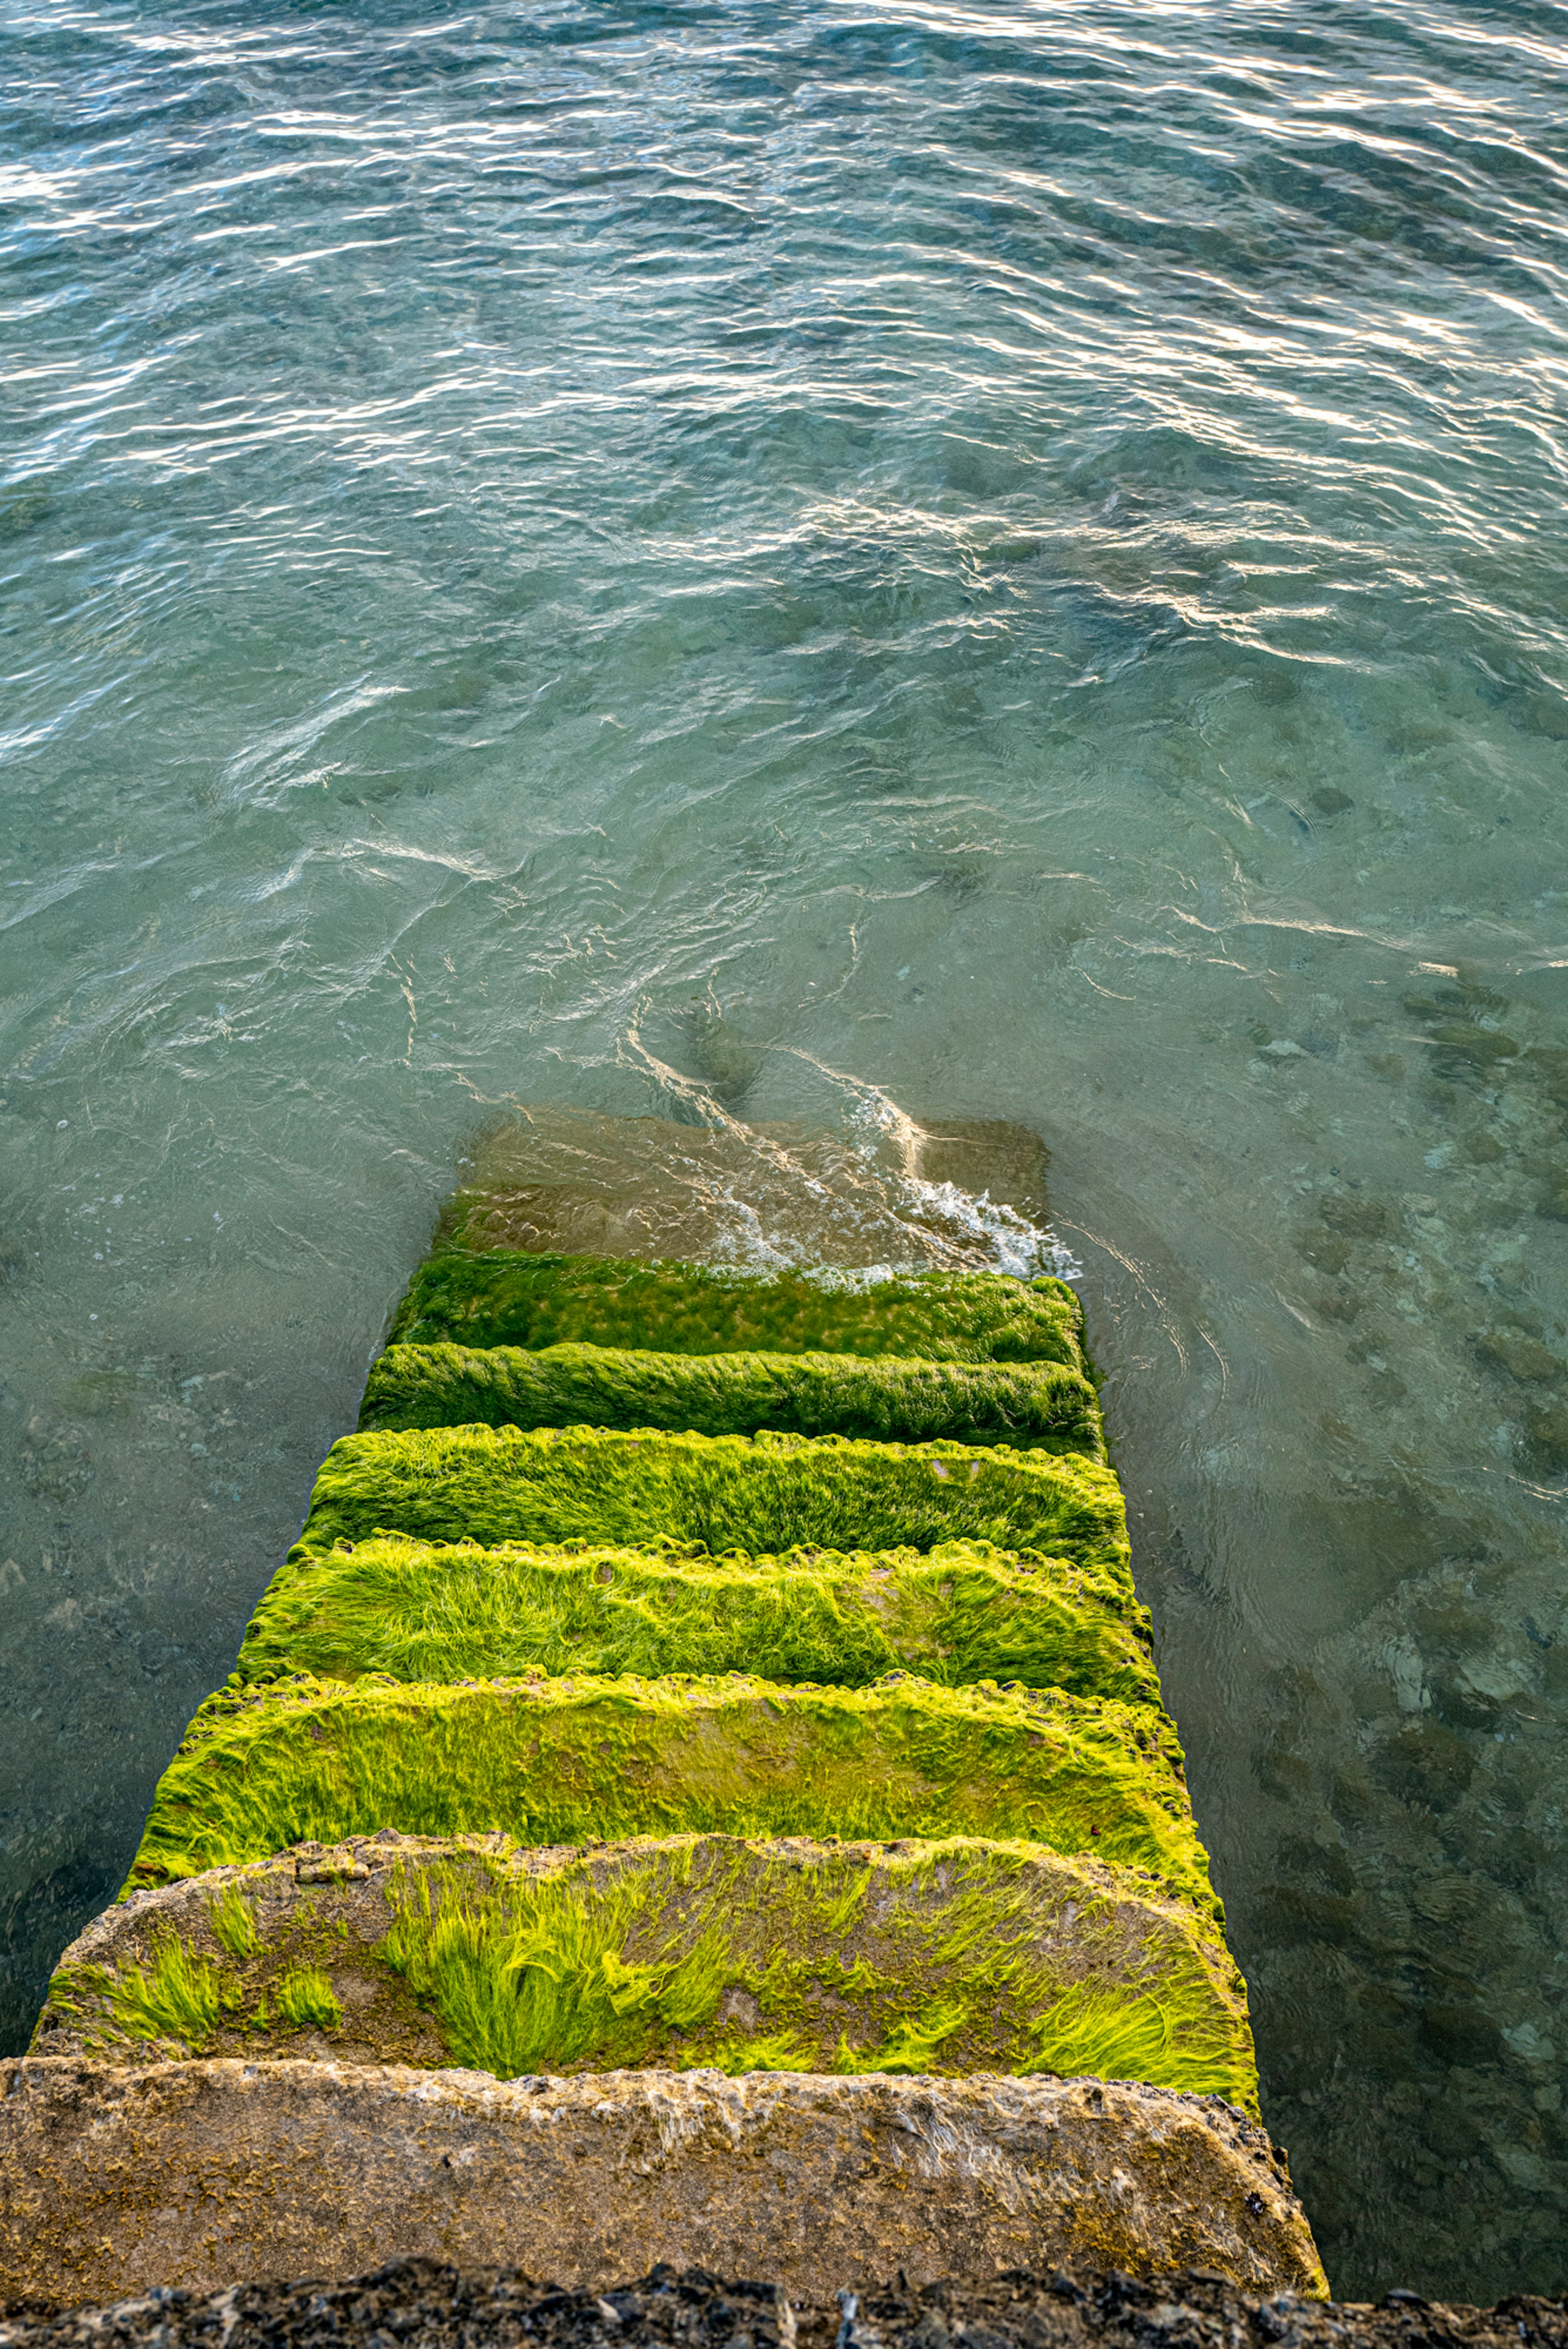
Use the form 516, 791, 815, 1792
5, 0, 1568, 2297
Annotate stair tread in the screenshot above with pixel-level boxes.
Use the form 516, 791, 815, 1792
294, 1423, 1132, 1569
40, 1830, 1253, 2106
236, 1534, 1156, 1706
390, 1253, 1087, 1368
361, 1340, 1104, 1458
122, 1671, 1218, 1924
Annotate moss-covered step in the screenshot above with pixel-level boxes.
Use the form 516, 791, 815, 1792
389, 1254, 1087, 1369
40, 1831, 1256, 2109
123, 1672, 1216, 1920
360, 1342, 1104, 1458
293, 1425, 1131, 1573
235, 1536, 1158, 1706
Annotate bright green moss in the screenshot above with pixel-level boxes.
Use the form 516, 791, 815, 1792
236, 1535, 1156, 1707
38, 1834, 1255, 2107
272, 1964, 343, 2033
293, 1425, 1131, 1574
359, 1342, 1104, 1460
372, 1835, 1254, 2105
389, 1254, 1086, 1369
45, 1937, 240, 2057
122, 1672, 1217, 1922
206, 1880, 258, 1959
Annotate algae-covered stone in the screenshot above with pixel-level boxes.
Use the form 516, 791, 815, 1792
0, 2058, 1327, 2300
122, 1673, 1216, 1919
37, 1831, 1256, 2106
294, 1424, 1131, 1572
390, 1253, 1087, 1368
360, 1342, 1104, 1458
236, 1536, 1157, 1704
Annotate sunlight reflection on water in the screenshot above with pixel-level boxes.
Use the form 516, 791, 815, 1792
4, 0, 1568, 2296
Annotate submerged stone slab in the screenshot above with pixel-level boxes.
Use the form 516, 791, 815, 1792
0, 2059, 1327, 2301
359, 1341, 1104, 1458
389, 1254, 1087, 1369
122, 1673, 1217, 1918
234, 1535, 1158, 1706
292, 1424, 1131, 1572
430, 1110, 1059, 1269
38, 1831, 1256, 2106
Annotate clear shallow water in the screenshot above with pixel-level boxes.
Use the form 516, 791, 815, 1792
4, 0, 1568, 2296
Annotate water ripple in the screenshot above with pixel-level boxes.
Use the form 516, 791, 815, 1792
4, 0, 1568, 2298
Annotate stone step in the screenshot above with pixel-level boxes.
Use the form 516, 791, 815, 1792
234, 1535, 1158, 1705
359, 1341, 1104, 1458
122, 1673, 1218, 1921
390, 1253, 1087, 1369
0, 2058, 1326, 2303
292, 1424, 1130, 1569
36, 1831, 1254, 2106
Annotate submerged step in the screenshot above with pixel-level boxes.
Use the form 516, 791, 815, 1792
294, 1424, 1131, 1568
390, 1253, 1088, 1368
122, 1672, 1218, 1919
236, 1534, 1159, 1704
37, 1830, 1256, 2106
0, 2058, 1327, 2302
360, 1340, 1105, 1457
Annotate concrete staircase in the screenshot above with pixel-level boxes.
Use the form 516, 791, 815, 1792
6, 1235, 1325, 2301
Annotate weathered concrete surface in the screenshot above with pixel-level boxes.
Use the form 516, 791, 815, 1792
0, 2060, 1325, 2304
2, 2261, 1561, 2349
31, 1832, 1254, 2106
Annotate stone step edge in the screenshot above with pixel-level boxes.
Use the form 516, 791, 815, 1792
387, 1252, 1087, 1372
0, 2058, 1326, 2304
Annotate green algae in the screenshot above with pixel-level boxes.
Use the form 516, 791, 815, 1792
272, 1964, 343, 2032
235, 1535, 1157, 1708
40, 1833, 1254, 2106
373, 1837, 1252, 2102
206, 1880, 258, 1959
360, 1341, 1104, 1458
122, 1672, 1218, 1922
389, 1254, 1086, 1369
75, 1217, 1256, 2111
46, 1937, 240, 2057
378, 1852, 731, 2077
293, 1424, 1131, 1575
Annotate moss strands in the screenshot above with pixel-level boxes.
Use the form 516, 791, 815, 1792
43, 1937, 238, 2060
45, 1832, 1254, 2108
122, 1673, 1217, 1922
294, 1424, 1131, 1573
235, 1535, 1158, 1707
359, 1342, 1103, 1458
390, 1254, 1087, 1369
374, 1834, 1253, 2104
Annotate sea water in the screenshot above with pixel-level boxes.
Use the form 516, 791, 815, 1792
4, 0, 1568, 2299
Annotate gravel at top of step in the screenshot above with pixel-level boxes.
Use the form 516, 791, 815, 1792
14, 2260, 1541, 2349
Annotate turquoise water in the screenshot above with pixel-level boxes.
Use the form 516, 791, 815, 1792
5, 0, 1568, 2297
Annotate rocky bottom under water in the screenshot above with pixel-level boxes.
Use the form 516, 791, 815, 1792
2, 2264, 1564, 2349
